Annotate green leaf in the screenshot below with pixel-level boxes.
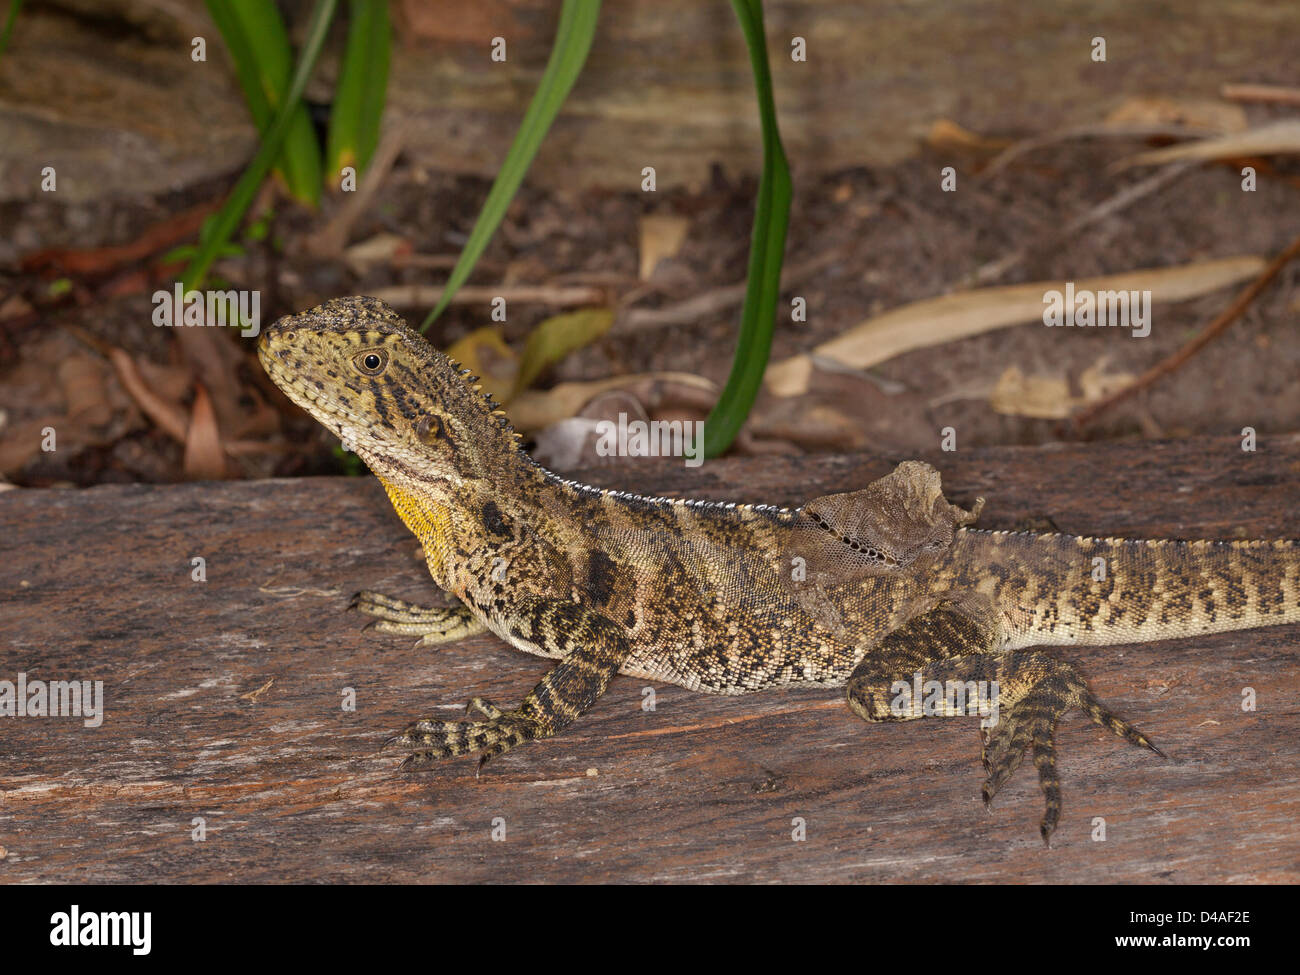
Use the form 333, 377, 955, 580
162, 241, 244, 266
420, 0, 601, 332
332, 444, 365, 475
702, 0, 792, 457
515, 307, 615, 396
0, 0, 23, 62
182, 0, 337, 294
205, 0, 323, 207
326, 0, 391, 181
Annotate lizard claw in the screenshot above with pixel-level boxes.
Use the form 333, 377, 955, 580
385, 706, 540, 768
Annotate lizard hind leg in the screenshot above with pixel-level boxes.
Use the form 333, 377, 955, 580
351, 590, 487, 645
979, 652, 1164, 842
845, 608, 1164, 844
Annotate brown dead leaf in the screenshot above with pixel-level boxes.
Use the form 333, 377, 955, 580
1116, 119, 1300, 169
183, 382, 227, 480
766, 256, 1266, 397
990, 361, 1136, 419
0, 417, 54, 476
926, 119, 1011, 152
0, 294, 34, 322
19, 199, 218, 275
133, 358, 192, 411
990, 368, 1072, 419
342, 232, 411, 276
638, 214, 691, 280
1105, 96, 1247, 134
444, 327, 519, 404
109, 349, 188, 443
509, 372, 717, 432
57, 354, 113, 428
1077, 360, 1137, 403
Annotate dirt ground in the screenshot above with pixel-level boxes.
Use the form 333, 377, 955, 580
1, 103, 1298, 486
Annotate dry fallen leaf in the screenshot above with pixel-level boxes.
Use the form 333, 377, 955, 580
765, 256, 1266, 398
1104, 95, 1247, 134
989, 361, 1136, 419
57, 354, 113, 429
515, 307, 615, 396
109, 349, 188, 443
444, 327, 519, 405
183, 382, 227, 480
342, 232, 410, 275
638, 214, 691, 280
509, 372, 716, 432
1116, 119, 1300, 169
925, 118, 1011, 152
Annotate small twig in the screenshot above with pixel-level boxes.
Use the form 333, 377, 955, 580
304, 121, 410, 258
239, 679, 275, 704
1069, 230, 1300, 431
615, 250, 838, 333
367, 283, 609, 308
980, 123, 1218, 180
1220, 83, 1300, 107
390, 253, 505, 274
969, 161, 1196, 285
107, 349, 188, 444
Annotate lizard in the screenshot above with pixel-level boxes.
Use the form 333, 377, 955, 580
258, 295, 1300, 843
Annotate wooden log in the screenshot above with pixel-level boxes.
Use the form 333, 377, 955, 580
3, 0, 1297, 204
1, 435, 1298, 882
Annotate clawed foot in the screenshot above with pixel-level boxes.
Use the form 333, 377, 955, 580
385, 697, 539, 773
351, 590, 487, 645
980, 656, 1164, 845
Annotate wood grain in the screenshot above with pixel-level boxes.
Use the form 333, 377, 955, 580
5, 1, 1299, 203
2, 436, 1298, 883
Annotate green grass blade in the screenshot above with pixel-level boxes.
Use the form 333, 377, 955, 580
702, 0, 792, 458
205, 0, 322, 206
326, 0, 391, 181
0, 0, 24, 61
182, 0, 337, 294
420, 0, 601, 332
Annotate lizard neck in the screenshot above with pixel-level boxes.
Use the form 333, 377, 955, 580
377, 475, 460, 590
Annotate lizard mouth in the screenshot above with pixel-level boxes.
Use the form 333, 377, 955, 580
257, 336, 376, 450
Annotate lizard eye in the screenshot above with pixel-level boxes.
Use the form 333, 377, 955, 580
354, 350, 388, 376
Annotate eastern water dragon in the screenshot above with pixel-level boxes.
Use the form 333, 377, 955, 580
259, 296, 1300, 843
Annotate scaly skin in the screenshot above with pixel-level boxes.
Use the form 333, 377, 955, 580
259, 296, 1300, 843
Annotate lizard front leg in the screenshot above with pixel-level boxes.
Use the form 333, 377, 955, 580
846, 607, 1163, 844
352, 590, 487, 645
387, 598, 631, 770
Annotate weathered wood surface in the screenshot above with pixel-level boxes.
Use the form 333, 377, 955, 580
4, 0, 1297, 204
1, 435, 1299, 883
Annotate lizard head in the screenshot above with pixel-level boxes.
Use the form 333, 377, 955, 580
258, 296, 514, 487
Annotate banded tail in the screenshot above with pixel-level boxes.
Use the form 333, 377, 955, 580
953, 530, 1300, 649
